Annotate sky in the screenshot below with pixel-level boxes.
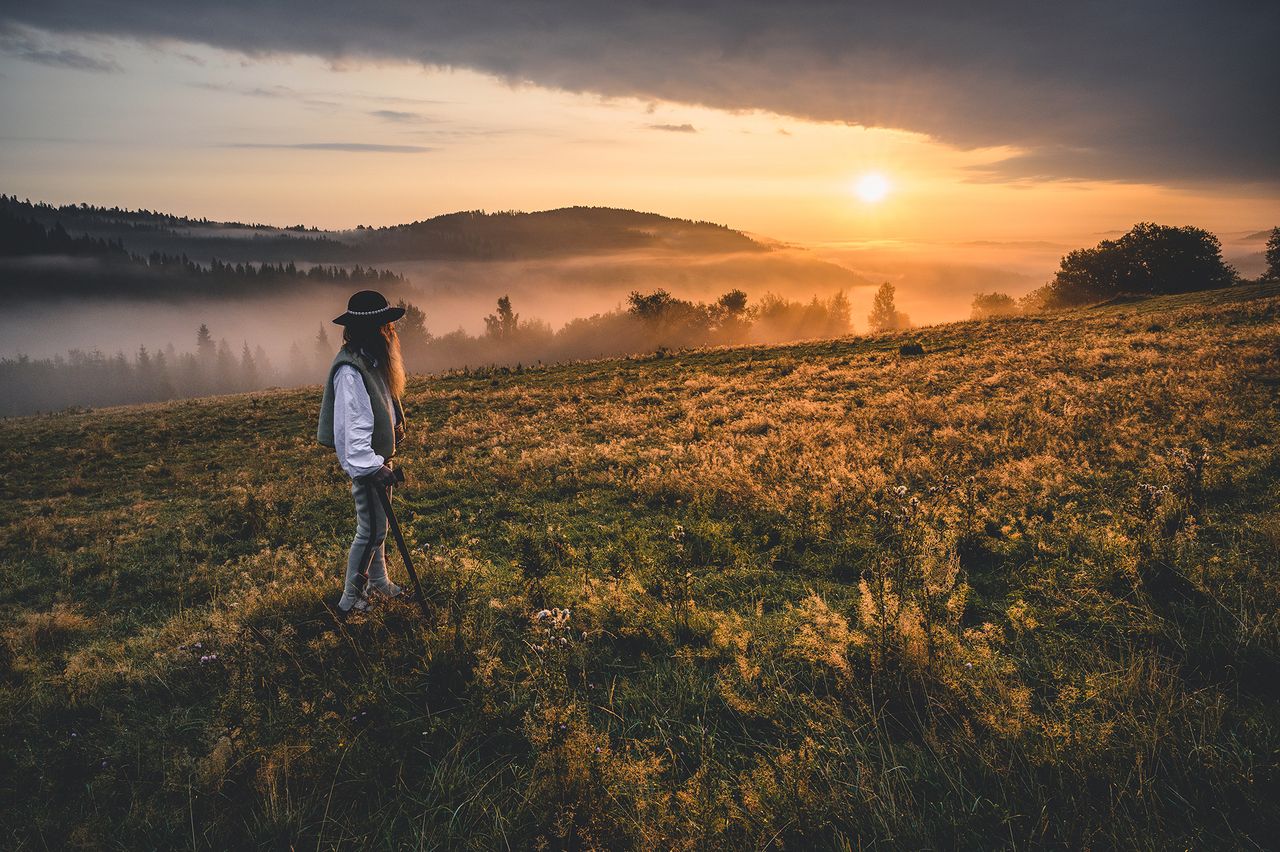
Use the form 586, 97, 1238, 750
1, 2, 1278, 270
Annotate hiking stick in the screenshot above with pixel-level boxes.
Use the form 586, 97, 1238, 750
374, 479, 431, 619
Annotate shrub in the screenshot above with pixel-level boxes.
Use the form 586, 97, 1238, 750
971, 291, 1018, 319
1036, 222, 1237, 308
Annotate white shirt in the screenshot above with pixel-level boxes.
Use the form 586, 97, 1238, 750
332, 364, 386, 480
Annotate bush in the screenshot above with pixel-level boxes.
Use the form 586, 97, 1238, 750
1034, 222, 1237, 308
971, 292, 1018, 319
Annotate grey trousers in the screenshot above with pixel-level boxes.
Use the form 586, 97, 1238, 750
338, 478, 401, 610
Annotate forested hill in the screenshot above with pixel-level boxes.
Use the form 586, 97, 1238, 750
0, 208, 405, 300
0, 195, 348, 264
0, 196, 767, 264
353, 207, 767, 260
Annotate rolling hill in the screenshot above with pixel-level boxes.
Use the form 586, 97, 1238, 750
0, 196, 870, 345
1, 282, 1277, 848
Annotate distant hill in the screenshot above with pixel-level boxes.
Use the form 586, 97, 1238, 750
353, 207, 768, 260
0, 194, 348, 264
0, 205, 406, 300
0, 194, 867, 307
1, 196, 767, 264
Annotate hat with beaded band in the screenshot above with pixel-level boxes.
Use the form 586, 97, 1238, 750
332, 290, 406, 326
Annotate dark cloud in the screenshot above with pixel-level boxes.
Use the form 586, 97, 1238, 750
647, 123, 696, 133
223, 142, 432, 153
3, 1, 1277, 184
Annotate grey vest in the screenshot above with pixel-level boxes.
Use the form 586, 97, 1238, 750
316, 347, 405, 460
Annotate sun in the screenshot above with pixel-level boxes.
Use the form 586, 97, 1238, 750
853, 172, 892, 203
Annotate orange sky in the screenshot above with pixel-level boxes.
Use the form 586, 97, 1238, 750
2, 38, 1276, 275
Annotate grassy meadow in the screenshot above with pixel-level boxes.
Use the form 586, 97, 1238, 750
2, 282, 1279, 849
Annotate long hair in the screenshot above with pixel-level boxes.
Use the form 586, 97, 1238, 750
342, 321, 406, 399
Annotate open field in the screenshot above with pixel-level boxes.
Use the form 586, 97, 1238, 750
2, 282, 1279, 849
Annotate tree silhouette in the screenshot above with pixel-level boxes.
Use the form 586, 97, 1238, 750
713, 289, 750, 340
314, 325, 332, 374
1264, 227, 1280, 282
239, 342, 257, 389
153, 350, 175, 399
215, 339, 236, 393
195, 323, 217, 393
253, 345, 275, 386
971, 292, 1018, 319
484, 295, 520, 341
1038, 222, 1237, 307
868, 282, 911, 332
396, 299, 430, 363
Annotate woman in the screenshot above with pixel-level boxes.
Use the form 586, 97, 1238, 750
317, 289, 409, 614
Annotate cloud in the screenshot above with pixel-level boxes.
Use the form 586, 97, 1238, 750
189, 81, 295, 98
370, 109, 424, 122
222, 142, 432, 153
647, 123, 696, 133
0, 23, 118, 72
188, 81, 340, 110
3, 2, 1277, 184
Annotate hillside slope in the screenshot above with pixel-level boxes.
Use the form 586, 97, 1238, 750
2, 284, 1278, 848
3, 196, 773, 263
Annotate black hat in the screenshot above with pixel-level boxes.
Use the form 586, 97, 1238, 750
332, 290, 406, 326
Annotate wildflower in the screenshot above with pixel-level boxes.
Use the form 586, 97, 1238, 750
535, 609, 552, 620
895, 485, 907, 496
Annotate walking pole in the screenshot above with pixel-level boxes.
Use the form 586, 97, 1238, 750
375, 470, 431, 619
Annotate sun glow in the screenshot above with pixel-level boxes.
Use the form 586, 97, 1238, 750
854, 172, 892, 203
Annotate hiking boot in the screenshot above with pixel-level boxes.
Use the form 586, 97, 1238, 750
337, 595, 370, 617
368, 580, 403, 600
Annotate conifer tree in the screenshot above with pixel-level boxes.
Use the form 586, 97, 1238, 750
240, 342, 257, 389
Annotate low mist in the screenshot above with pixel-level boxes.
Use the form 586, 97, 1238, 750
1, 219, 1095, 416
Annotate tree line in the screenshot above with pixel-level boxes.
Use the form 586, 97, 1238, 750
0, 209, 404, 296
0, 289, 855, 415
4, 219, 1276, 415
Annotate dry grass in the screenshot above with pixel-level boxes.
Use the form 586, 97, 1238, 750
1, 282, 1278, 848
